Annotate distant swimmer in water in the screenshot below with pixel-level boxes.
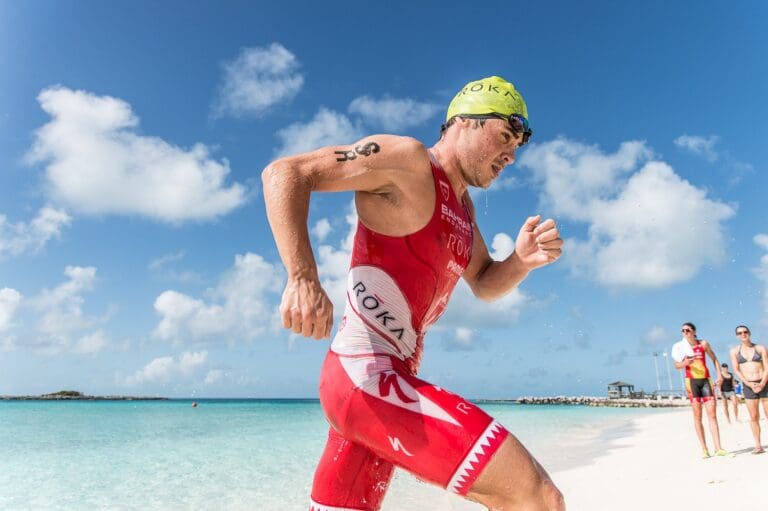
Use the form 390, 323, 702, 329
672, 322, 727, 458
729, 325, 768, 454
263, 76, 564, 510
192, 402, 198, 408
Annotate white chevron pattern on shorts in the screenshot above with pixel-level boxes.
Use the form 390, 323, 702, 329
447, 420, 506, 495
309, 499, 364, 511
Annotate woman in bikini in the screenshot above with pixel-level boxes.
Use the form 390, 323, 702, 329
729, 325, 768, 454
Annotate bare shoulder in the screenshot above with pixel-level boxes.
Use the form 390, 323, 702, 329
352, 135, 437, 235
355, 134, 429, 173
266, 134, 429, 195
346, 134, 432, 194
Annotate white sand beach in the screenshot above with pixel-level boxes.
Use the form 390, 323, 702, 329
553, 408, 765, 511
381, 405, 765, 511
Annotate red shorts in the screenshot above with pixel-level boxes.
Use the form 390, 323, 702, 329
310, 350, 508, 511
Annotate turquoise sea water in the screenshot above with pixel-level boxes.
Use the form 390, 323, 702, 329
0, 400, 662, 510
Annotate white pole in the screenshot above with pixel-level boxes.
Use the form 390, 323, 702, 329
663, 352, 674, 390
653, 352, 661, 391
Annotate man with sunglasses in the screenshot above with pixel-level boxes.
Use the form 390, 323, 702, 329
263, 76, 564, 511
672, 322, 727, 458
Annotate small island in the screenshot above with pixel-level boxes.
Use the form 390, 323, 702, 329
0, 390, 167, 401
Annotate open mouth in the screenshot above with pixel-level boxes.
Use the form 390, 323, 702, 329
491, 163, 502, 177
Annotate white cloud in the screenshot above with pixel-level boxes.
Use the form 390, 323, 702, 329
153, 253, 283, 343
0, 206, 71, 258
27, 86, 246, 223
275, 107, 363, 157
521, 138, 735, 288
637, 325, 670, 355
441, 279, 528, 329
148, 251, 201, 284
148, 251, 186, 271
0, 288, 22, 332
124, 351, 208, 386
74, 330, 107, 354
755, 233, 768, 251
316, 203, 358, 316
28, 265, 111, 354
645, 325, 668, 344
312, 218, 332, 242
348, 96, 441, 132
674, 134, 719, 162
204, 369, 224, 385
523, 139, 653, 222
442, 326, 489, 352
213, 43, 303, 118
754, 234, 768, 325
489, 233, 515, 260
179, 350, 207, 371
0, 335, 15, 352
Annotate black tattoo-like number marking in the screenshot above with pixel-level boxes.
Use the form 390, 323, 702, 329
355, 142, 380, 156
334, 149, 358, 161
335, 141, 381, 161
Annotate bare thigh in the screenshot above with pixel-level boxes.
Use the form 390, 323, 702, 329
691, 401, 703, 420
467, 433, 562, 510
746, 398, 760, 419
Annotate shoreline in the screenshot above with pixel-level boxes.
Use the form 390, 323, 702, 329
0, 394, 691, 406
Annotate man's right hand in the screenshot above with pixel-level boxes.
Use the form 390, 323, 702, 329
279, 276, 334, 340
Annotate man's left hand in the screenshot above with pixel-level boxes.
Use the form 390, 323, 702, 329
515, 215, 563, 271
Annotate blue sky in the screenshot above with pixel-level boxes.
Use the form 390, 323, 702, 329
1, 1, 766, 398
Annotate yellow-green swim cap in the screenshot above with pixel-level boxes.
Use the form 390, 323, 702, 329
446, 76, 529, 125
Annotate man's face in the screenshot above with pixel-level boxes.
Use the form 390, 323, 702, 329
457, 118, 525, 188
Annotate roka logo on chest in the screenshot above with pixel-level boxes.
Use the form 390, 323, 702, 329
352, 281, 405, 340
447, 233, 471, 260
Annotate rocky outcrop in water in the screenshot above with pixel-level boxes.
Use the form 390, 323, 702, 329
513, 396, 688, 407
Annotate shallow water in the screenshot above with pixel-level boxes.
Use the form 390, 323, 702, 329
0, 400, 661, 510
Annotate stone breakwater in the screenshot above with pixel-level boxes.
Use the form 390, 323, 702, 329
513, 396, 689, 408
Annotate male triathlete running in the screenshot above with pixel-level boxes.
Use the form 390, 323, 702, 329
263, 76, 564, 511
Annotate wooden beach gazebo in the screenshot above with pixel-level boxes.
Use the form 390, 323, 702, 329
607, 381, 635, 399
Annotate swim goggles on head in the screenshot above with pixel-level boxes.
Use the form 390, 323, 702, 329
458, 113, 532, 145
